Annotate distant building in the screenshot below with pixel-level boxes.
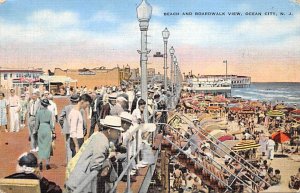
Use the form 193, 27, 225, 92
188, 75, 251, 88
0, 68, 44, 89
54, 66, 132, 88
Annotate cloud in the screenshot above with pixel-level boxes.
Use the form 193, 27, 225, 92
152, 5, 164, 17
159, 11, 300, 49
30, 9, 79, 27
90, 10, 118, 22
0, 8, 299, 81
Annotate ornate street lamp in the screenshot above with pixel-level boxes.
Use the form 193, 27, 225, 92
137, 0, 152, 123
162, 27, 170, 90
169, 46, 175, 94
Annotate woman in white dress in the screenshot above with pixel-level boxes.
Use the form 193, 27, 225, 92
0, 92, 8, 132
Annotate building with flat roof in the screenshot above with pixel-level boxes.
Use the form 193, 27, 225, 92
0, 68, 44, 89
54, 65, 132, 88
185, 74, 251, 88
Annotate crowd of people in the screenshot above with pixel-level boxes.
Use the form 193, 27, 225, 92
161, 90, 300, 192
0, 84, 170, 193
1, 85, 300, 192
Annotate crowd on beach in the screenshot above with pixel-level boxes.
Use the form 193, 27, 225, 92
1, 84, 300, 193
159, 90, 300, 192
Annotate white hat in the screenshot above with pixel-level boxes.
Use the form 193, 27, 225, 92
140, 123, 156, 132
120, 112, 133, 124
100, 116, 124, 131
136, 91, 141, 96
116, 96, 127, 102
32, 89, 40, 94
109, 93, 117, 100
44, 91, 49, 94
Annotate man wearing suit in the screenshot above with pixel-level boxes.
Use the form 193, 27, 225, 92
99, 93, 117, 119
130, 91, 141, 113
65, 116, 124, 193
110, 97, 126, 116
58, 94, 80, 164
27, 90, 41, 152
89, 91, 103, 137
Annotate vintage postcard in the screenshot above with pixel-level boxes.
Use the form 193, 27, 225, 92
0, 0, 299, 193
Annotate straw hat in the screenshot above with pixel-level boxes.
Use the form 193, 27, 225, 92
70, 94, 80, 102
41, 99, 51, 106
116, 96, 127, 102
100, 116, 124, 131
120, 112, 133, 124
32, 89, 40, 94
140, 123, 156, 132
109, 93, 117, 100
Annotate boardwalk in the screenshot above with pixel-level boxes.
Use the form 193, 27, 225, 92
0, 97, 149, 192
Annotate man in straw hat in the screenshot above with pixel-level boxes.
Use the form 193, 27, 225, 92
99, 93, 117, 119
118, 112, 137, 182
68, 94, 92, 157
19, 93, 28, 128
65, 115, 123, 193
110, 96, 126, 116
58, 94, 81, 164
89, 91, 103, 137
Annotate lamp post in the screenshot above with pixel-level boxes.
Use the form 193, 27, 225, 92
173, 55, 177, 90
174, 61, 178, 102
137, 0, 152, 123
162, 27, 170, 90
169, 46, 175, 95
223, 60, 228, 80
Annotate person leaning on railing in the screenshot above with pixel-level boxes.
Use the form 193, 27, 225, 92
65, 116, 124, 193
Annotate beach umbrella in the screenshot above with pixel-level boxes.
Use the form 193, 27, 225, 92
240, 110, 255, 114
274, 104, 286, 110
266, 110, 285, 117
228, 103, 240, 108
250, 101, 262, 108
199, 101, 208, 107
229, 107, 242, 112
218, 135, 234, 142
291, 110, 300, 118
205, 124, 222, 132
212, 95, 228, 103
271, 130, 290, 154
293, 117, 300, 123
207, 106, 221, 111
231, 140, 260, 151
271, 131, 290, 143
209, 129, 226, 139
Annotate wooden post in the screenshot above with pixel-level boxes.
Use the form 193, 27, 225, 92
161, 151, 169, 193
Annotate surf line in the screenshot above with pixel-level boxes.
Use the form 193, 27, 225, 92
195, 12, 226, 15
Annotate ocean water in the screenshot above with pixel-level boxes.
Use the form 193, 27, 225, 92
231, 82, 300, 107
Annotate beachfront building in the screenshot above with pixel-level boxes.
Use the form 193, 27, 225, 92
0, 68, 44, 89
185, 77, 232, 97
197, 75, 251, 88
184, 74, 251, 88
54, 65, 132, 88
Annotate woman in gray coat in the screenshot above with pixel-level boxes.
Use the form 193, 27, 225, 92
35, 99, 54, 170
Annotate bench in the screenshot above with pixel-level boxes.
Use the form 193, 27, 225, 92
0, 178, 41, 193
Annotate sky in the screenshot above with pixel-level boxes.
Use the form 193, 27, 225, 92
0, 0, 299, 82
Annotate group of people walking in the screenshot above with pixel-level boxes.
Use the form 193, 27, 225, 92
2, 83, 170, 193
